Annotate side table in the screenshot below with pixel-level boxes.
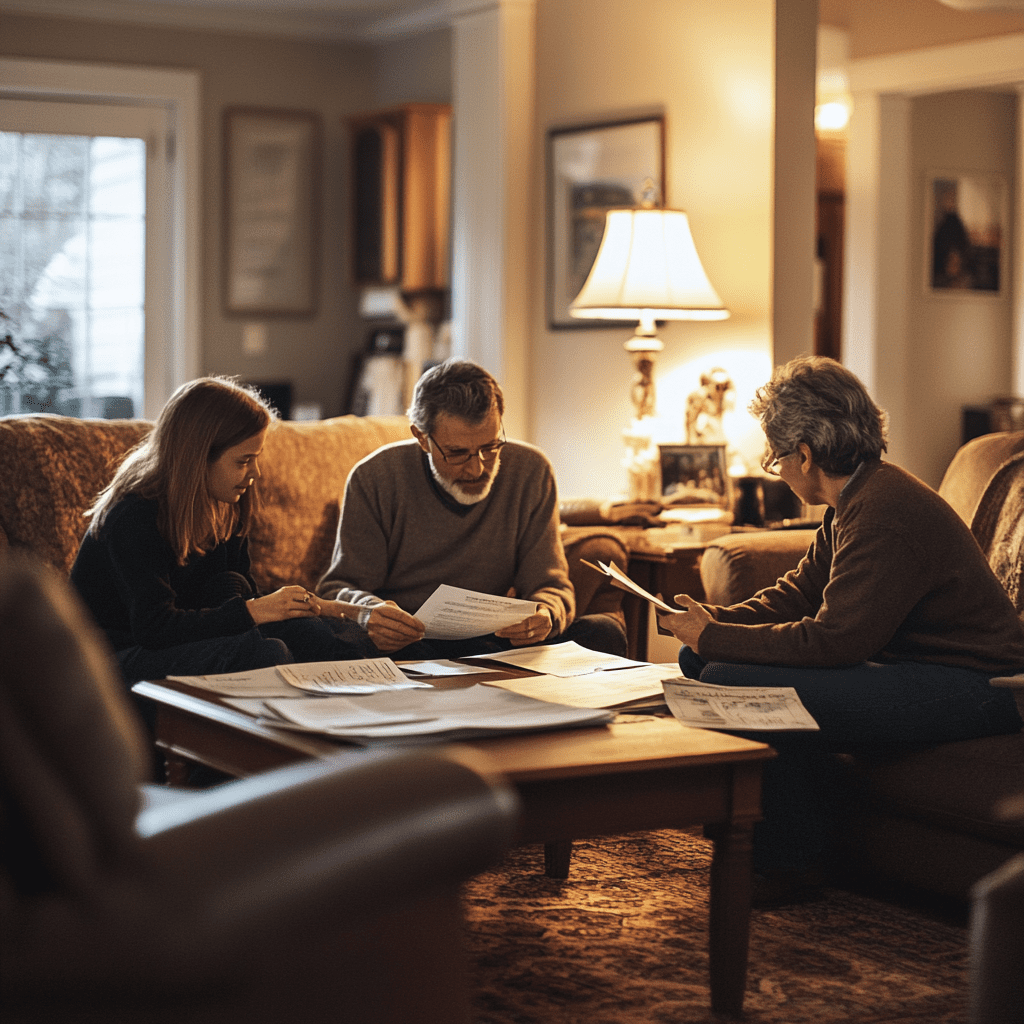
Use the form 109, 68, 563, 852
621, 535, 708, 661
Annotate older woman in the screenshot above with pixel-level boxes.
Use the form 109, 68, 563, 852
661, 356, 1024, 903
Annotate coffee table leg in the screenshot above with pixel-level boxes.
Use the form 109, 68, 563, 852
544, 839, 573, 878
704, 821, 753, 1017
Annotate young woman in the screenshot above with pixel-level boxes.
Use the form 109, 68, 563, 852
71, 377, 372, 713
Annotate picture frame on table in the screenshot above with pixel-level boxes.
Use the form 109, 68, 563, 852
925, 171, 1006, 296
658, 444, 730, 509
547, 114, 665, 329
223, 107, 322, 316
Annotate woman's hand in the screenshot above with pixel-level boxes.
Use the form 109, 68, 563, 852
658, 594, 713, 650
246, 586, 320, 625
495, 607, 553, 647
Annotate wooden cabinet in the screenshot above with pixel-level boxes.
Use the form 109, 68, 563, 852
348, 103, 451, 293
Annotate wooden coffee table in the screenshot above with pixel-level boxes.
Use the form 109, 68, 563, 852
134, 676, 773, 1016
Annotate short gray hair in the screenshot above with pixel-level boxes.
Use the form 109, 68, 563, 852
749, 356, 888, 476
407, 359, 504, 434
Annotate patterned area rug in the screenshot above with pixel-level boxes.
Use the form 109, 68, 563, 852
463, 829, 968, 1023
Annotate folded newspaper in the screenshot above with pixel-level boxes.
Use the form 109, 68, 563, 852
662, 677, 820, 731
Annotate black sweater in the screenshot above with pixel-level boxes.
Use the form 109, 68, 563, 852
71, 494, 256, 652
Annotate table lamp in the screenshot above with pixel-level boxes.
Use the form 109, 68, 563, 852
569, 204, 729, 501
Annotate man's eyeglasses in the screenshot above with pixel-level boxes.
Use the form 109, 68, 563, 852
428, 427, 506, 466
762, 450, 795, 476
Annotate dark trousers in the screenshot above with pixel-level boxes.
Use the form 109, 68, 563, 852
677, 647, 1024, 872
118, 614, 374, 745
349, 612, 628, 662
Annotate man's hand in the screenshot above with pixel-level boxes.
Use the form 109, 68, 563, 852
658, 594, 713, 650
363, 601, 426, 652
495, 606, 553, 647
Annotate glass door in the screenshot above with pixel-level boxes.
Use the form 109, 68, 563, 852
0, 98, 170, 418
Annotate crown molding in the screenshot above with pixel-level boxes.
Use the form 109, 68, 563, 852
0, 0, 450, 42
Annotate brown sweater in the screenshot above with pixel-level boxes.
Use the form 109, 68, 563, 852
698, 460, 1024, 672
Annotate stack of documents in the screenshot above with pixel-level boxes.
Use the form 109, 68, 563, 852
251, 684, 614, 745
469, 640, 645, 677
483, 662, 680, 711
169, 658, 428, 697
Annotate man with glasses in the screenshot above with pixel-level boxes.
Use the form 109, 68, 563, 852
316, 359, 626, 658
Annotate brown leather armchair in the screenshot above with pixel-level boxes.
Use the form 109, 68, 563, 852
970, 851, 1024, 1024
0, 552, 518, 1023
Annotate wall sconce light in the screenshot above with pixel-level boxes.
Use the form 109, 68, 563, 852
569, 204, 729, 500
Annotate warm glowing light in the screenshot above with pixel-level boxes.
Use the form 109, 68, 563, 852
815, 101, 850, 132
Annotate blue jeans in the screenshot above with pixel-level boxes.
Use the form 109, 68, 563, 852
677, 647, 1024, 872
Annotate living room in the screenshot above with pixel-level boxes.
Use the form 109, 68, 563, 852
2, 1, 1023, 1021
3, 0, 1021, 497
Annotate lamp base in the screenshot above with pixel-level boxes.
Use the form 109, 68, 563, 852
624, 332, 663, 421
622, 417, 661, 503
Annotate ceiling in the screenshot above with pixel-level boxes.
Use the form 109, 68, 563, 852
0, 0, 450, 41
5, 0, 1024, 43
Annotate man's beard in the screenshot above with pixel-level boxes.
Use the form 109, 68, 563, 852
427, 452, 500, 505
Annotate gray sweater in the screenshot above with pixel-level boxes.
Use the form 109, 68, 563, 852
317, 439, 575, 634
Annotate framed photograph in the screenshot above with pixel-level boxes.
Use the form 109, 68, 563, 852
658, 444, 729, 509
223, 108, 322, 316
926, 172, 1006, 295
547, 115, 665, 329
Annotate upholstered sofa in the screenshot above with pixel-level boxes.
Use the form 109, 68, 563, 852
699, 431, 1024, 901
0, 411, 626, 650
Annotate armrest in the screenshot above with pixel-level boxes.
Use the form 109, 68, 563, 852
970, 852, 1024, 1024
138, 745, 518, 920
700, 529, 815, 605
5, 747, 518, 999
990, 673, 1024, 718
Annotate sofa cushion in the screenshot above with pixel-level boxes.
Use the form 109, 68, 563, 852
970, 449, 1024, 616
249, 416, 410, 592
937, 429, 1024, 526
0, 415, 152, 574
844, 734, 1024, 847
699, 529, 816, 606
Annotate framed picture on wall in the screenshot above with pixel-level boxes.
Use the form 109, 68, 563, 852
925, 171, 1006, 296
658, 444, 730, 509
223, 107, 322, 316
547, 114, 665, 329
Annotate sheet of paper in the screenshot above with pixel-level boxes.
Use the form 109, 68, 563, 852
222, 697, 433, 731
414, 584, 539, 640
662, 678, 820, 731
260, 683, 612, 741
580, 559, 680, 614
400, 659, 493, 677
484, 662, 681, 709
167, 667, 300, 698
469, 640, 645, 677
277, 658, 429, 694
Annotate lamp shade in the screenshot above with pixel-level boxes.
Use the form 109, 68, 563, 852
569, 208, 729, 322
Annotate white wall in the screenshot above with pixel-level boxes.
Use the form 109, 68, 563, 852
845, 35, 1024, 488
529, 0, 782, 499
905, 90, 1017, 486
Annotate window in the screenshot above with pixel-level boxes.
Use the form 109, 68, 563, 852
0, 58, 200, 418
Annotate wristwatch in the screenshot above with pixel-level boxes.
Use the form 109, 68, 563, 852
357, 606, 373, 630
